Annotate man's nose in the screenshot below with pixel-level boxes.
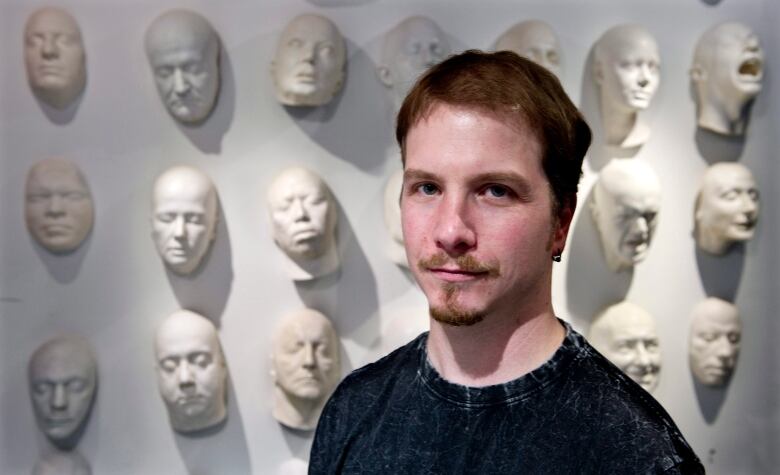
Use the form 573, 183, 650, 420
290, 199, 309, 222
45, 194, 65, 216
301, 43, 316, 63
740, 194, 758, 214
177, 361, 195, 387
713, 336, 734, 359
434, 195, 476, 256
302, 343, 316, 369
172, 68, 190, 95
50, 383, 68, 411
41, 36, 59, 59
637, 64, 651, 88
172, 216, 187, 239
632, 216, 649, 237
634, 343, 652, 366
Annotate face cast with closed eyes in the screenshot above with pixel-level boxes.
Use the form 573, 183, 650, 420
24, 7, 87, 109
589, 302, 661, 392
695, 162, 759, 255
29, 336, 97, 449
271, 14, 347, 107
590, 159, 661, 272
689, 298, 741, 387
155, 310, 227, 433
152, 166, 218, 275
25, 159, 94, 254
271, 308, 340, 430
145, 10, 221, 123
495, 20, 561, 77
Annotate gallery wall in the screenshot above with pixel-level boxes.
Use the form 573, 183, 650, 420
1, 0, 777, 473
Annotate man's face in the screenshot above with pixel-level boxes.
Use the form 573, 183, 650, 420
24, 8, 86, 108
689, 301, 741, 386
707, 24, 763, 102
29, 339, 96, 446
25, 159, 94, 254
697, 164, 759, 244
268, 169, 335, 260
146, 13, 220, 123
495, 21, 561, 77
152, 167, 217, 275
272, 14, 346, 106
598, 35, 660, 111
155, 312, 226, 431
272, 311, 339, 400
401, 104, 565, 326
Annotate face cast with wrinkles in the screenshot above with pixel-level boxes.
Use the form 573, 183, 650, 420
495, 20, 561, 77
25, 159, 94, 254
155, 310, 227, 432
595, 25, 660, 112
29, 337, 97, 449
695, 162, 759, 255
589, 302, 661, 392
152, 166, 218, 275
267, 167, 336, 260
145, 10, 220, 123
401, 104, 569, 326
689, 298, 741, 387
272, 14, 346, 106
590, 159, 661, 272
24, 7, 86, 109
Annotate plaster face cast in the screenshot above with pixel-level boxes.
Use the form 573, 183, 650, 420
383, 169, 407, 267
271, 14, 347, 107
151, 166, 218, 275
589, 159, 661, 272
33, 450, 91, 475
24, 7, 86, 109
155, 310, 227, 433
593, 25, 661, 147
589, 302, 661, 392
377, 16, 451, 108
494, 20, 561, 77
25, 159, 94, 254
271, 308, 340, 430
691, 22, 763, 136
694, 162, 759, 255
145, 10, 221, 123
689, 297, 742, 387
28, 336, 97, 449
267, 167, 339, 280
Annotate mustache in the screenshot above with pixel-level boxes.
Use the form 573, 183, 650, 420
418, 253, 501, 277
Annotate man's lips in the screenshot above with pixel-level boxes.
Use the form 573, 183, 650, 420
428, 267, 489, 282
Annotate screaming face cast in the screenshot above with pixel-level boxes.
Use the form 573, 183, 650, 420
151, 166, 218, 275
271, 14, 347, 107
589, 302, 661, 392
28, 336, 97, 449
145, 9, 221, 123
590, 159, 661, 272
691, 22, 763, 136
155, 310, 227, 433
495, 20, 561, 77
25, 158, 94, 254
24, 7, 87, 109
689, 298, 741, 387
271, 308, 340, 430
694, 162, 759, 255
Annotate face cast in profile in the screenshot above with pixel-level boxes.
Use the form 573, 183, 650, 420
271, 14, 347, 107
589, 302, 661, 392
151, 166, 218, 275
33, 450, 91, 475
691, 22, 763, 136
24, 7, 87, 109
155, 310, 227, 433
383, 169, 408, 267
589, 159, 661, 272
145, 9, 221, 124
271, 308, 340, 430
689, 298, 741, 387
28, 336, 97, 450
377, 16, 450, 107
25, 159, 94, 254
495, 20, 561, 77
694, 162, 759, 255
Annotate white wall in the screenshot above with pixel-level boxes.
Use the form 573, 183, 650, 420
1, 0, 776, 473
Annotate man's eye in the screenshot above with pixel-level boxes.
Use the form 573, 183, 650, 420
34, 382, 51, 394
319, 44, 334, 56
417, 183, 439, 196
67, 378, 87, 392
191, 353, 213, 368
728, 333, 741, 344
160, 358, 179, 372
484, 185, 510, 198
721, 190, 738, 200
156, 213, 175, 223
288, 38, 302, 48
185, 213, 204, 224
156, 67, 173, 78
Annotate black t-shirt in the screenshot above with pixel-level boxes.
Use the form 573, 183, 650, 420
310, 321, 704, 474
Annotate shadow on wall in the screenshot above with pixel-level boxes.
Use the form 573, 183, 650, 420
35, 88, 84, 125
33, 235, 92, 284
694, 128, 745, 164
172, 46, 237, 156
166, 200, 234, 327
692, 373, 728, 424
694, 243, 744, 302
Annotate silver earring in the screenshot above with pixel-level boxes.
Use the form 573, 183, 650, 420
552, 253, 562, 262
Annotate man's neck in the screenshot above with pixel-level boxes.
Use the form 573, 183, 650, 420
426, 307, 565, 387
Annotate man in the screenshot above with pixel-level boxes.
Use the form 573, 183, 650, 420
310, 50, 702, 473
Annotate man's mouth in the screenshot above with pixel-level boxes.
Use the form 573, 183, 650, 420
43, 224, 72, 235
45, 416, 74, 426
732, 219, 756, 231
738, 57, 762, 80
428, 267, 491, 282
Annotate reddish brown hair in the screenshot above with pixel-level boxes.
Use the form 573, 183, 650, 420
396, 50, 591, 212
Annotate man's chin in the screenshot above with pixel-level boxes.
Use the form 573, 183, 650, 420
429, 305, 485, 327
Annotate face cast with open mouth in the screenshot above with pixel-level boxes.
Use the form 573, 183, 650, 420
689, 298, 742, 387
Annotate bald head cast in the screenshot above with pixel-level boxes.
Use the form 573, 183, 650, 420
689, 298, 741, 387
495, 20, 561, 77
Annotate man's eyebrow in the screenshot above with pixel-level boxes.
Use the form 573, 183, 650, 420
470, 172, 533, 195
403, 169, 439, 183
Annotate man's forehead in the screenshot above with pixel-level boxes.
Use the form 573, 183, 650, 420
283, 16, 338, 43
27, 9, 79, 35
705, 169, 755, 192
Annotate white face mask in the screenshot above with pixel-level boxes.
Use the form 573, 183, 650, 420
151, 166, 218, 275
689, 298, 742, 387
145, 10, 221, 123
495, 20, 562, 78
24, 7, 87, 109
272, 14, 347, 107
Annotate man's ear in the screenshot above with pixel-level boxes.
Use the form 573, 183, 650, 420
553, 194, 577, 250
690, 63, 706, 83
376, 64, 393, 88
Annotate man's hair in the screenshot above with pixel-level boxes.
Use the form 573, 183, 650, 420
396, 50, 591, 212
